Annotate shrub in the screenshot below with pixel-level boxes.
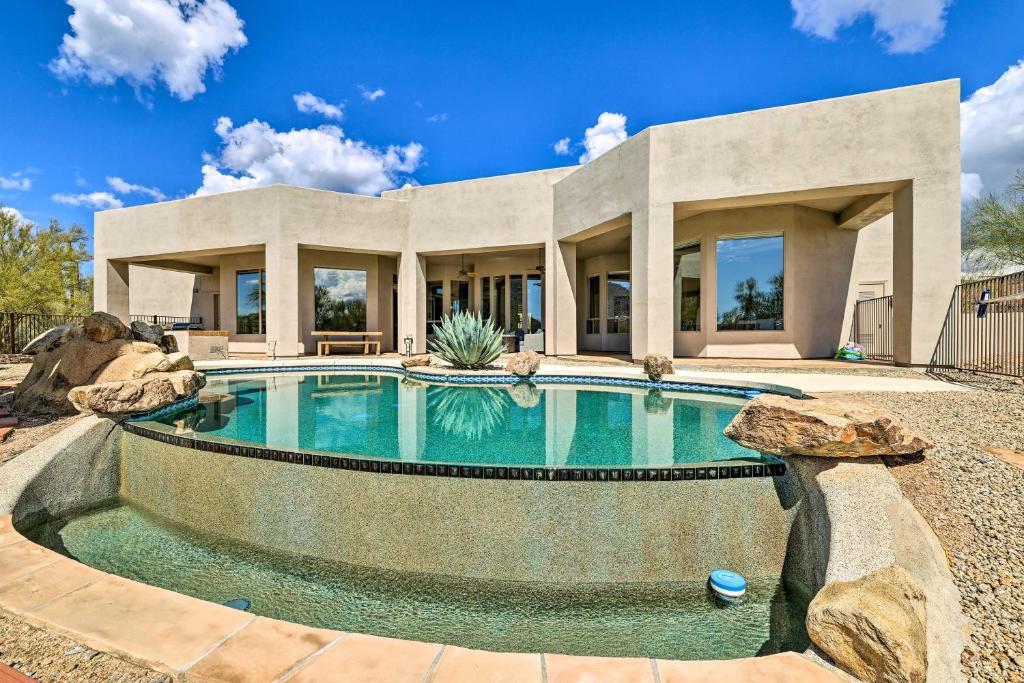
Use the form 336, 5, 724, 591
428, 310, 504, 369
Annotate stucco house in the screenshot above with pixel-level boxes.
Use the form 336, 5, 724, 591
94, 80, 960, 365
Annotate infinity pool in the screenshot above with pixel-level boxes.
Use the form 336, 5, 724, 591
146, 372, 765, 468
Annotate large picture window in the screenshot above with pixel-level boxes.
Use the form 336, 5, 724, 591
236, 269, 265, 335
673, 242, 701, 331
716, 235, 784, 331
607, 271, 630, 334
314, 268, 367, 331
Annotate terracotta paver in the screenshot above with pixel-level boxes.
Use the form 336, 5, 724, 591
544, 654, 655, 683
185, 616, 340, 683
428, 646, 543, 683
0, 663, 36, 683
31, 576, 254, 672
656, 653, 848, 682
0, 427, 13, 443
287, 633, 442, 683
0, 541, 61, 585
0, 558, 101, 613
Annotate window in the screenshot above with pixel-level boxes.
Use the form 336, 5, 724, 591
481, 276, 491, 320
716, 235, 784, 331
427, 281, 443, 335
607, 271, 630, 334
510, 275, 524, 331
527, 273, 543, 333
586, 275, 600, 334
450, 280, 469, 314
314, 268, 367, 331
236, 269, 265, 335
494, 276, 506, 330
673, 242, 701, 331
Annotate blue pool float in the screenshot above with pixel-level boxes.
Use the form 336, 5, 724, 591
709, 569, 747, 601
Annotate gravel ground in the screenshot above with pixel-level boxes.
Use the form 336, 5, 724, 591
853, 388, 1024, 683
0, 609, 171, 682
0, 363, 82, 466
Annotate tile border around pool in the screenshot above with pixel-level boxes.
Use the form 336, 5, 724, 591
120, 421, 786, 483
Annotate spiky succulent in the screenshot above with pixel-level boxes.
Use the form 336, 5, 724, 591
428, 310, 504, 370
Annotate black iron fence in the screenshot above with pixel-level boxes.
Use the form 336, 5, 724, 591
130, 314, 203, 328
929, 271, 1024, 378
0, 312, 86, 355
851, 295, 893, 361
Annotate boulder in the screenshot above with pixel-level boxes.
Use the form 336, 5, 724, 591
507, 382, 541, 409
91, 351, 172, 384
806, 565, 927, 683
165, 352, 194, 372
83, 312, 129, 343
401, 354, 431, 369
506, 350, 540, 377
643, 390, 672, 415
130, 320, 164, 344
68, 370, 207, 416
159, 334, 179, 354
21, 324, 73, 355
723, 394, 932, 457
643, 353, 674, 381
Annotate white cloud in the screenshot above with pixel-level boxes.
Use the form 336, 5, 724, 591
790, 0, 951, 54
358, 85, 386, 102
552, 137, 571, 156
0, 206, 28, 223
293, 91, 344, 120
52, 191, 124, 210
961, 60, 1024, 203
0, 173, 31, 191
195, 116, 424, 197
579, 112, 628, 164
50, 0, 248, 102
315, 268, 367, 301
426, 112, 448, 123
107, 176, 166, 201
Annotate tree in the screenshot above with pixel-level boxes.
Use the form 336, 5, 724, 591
0, 206, 92, 315
963, 170, 1024, 273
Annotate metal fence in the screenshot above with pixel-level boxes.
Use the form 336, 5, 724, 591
851, 295, 894, 361
0, 312, 86, 355
130, 314, 203, 328
929, 271, 1024, 378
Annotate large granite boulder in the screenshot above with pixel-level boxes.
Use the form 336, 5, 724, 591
401, 354, 431, 369
806, 565, 928, 683
21, 324, 73, 355
130, 320, 164, 345
68, 370, 206, 416
724, 394, 932, 457
643, 353, 674, 381
12, 313, 203, 417
159, 334, 179, 354
506, 350, 540, 377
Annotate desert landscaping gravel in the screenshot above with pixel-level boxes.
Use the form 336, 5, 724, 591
854, 388, 1024, 683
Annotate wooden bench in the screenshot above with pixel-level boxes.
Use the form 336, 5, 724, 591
312, 331, 382, 356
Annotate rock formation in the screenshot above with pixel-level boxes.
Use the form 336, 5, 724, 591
12, 312, 204, 417
506, 350, 541, 377
806, 565, 928, 683
643, 353, 674, 381
401, 354, 431, 369
724, 394, 932, 457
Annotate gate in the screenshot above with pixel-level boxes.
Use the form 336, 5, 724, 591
852, 295, 893, 361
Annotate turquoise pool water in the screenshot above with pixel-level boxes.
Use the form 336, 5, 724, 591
25, 503, 811, 660
148, 372, 764, 468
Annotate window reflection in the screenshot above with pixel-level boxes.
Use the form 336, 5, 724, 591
673, 243, 700, 331
314, 268, 367, 331
716, 235, 784, 331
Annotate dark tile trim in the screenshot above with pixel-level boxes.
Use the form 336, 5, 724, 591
121, 421, 786, 483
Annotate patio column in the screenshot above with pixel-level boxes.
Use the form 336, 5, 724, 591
547, 240, 576, 355
399, 251, 427, 353
630, 203, 675, 360
94, 258, 130, 322
892, 177, 960, 366
265, 240, 301, 357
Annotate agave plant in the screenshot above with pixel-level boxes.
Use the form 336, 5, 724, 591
428, 310, 505, 369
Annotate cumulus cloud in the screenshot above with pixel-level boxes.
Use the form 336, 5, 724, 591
791, 0, 951, 54
961, 60, 1024, 203
195, 116, 424, 197
0, 206, 28, 223
50, 0, 248, 101
315, 268, 367, 301
426, 112, 448, 123
358, 85, 385, 102
0, 172, 31, 191
52, 191, 124, 210
579, 112, 628, 164
107, 176, 166, 201
293, 91, 344, 120
552, 137, 571, 156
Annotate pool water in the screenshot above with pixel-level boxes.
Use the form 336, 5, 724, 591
149, 373, 764, 468
25, 503, 811, 660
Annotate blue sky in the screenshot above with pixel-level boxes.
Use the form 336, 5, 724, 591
2, 0, 1023, 277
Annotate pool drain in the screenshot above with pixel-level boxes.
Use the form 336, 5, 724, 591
224, 598, 252, 611
708, 569, 746, 603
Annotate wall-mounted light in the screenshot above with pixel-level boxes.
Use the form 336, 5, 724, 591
403, 335, 414, 357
